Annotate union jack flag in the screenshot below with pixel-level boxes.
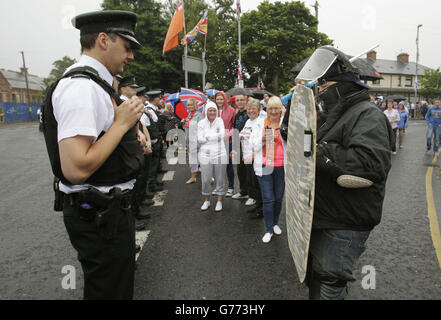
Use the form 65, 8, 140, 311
236, 0, 241, 20
237, 58, 242, 80
180, 87, 208, 109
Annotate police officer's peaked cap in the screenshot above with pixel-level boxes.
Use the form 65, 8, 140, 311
136, 86, 148, 96
115, 74, 123, 82
146, 90, 163, 99
72, 10, 141, 49
119, 75, 139, 89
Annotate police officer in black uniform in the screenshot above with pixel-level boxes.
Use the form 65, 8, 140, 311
42, 10, 145, 300
145, 90, 165, 192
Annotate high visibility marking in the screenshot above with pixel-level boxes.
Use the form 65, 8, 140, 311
135, 230, 150, 261
162, 171, 175, 181
426, 154, 441, 270
152, 190, 168, 207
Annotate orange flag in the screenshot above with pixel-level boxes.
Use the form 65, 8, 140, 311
163, 2, 184, 54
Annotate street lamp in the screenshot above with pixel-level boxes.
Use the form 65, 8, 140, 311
415, 24, 422, 109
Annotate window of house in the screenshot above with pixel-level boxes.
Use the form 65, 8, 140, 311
11, 94, 16, 102
373, 79, 380, 85
405, 76, 413, 87
397, 76, 401, 87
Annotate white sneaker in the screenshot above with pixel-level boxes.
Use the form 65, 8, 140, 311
232, 193, 248, 200
273, 225, 282, 236
225, 189, 234, 197
201, 201, 210, 211
262, 233, 273, 244
215, 201, 223, 212
245, 198, 256, 206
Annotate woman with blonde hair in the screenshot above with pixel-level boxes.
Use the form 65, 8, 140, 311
182, 98, 204, 184
251, 97, 286, 243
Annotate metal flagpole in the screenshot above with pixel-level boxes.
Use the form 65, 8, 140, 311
183, 2, 188, 88
237, 0, 243, 88
202, 32, 207, 92
415, 24, 422, 106
202, 10, 208, 92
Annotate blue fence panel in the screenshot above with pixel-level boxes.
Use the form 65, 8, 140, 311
31, 103, 41, 121
0, 102, 41, 123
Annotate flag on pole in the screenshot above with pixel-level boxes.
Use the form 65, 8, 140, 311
181, 10, 208, 46
237, 58, 242, 81
236, 0, 241, 20
163, 2, 184, 54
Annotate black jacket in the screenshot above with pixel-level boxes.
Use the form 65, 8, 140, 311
314, 90, 394, 231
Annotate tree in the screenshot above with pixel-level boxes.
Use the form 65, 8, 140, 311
44, 56, 77, 87
420, 68, 441, 100
240, 1, 332, 94
102, 0, 184, 92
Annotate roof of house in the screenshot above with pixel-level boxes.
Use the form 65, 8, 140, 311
364, 58, 431, 76
0, 69, 45, 91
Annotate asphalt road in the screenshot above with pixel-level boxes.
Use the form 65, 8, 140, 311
0, 121, 440, 300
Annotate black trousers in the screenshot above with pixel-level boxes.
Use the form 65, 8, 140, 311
148, 142, 161, 185
237, 150, 248, 195
63, 199, 135, 300
245, 163, 262, 209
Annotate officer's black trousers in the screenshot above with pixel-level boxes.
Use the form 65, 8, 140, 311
63, 200, 136, 300
148, 142, 161, 185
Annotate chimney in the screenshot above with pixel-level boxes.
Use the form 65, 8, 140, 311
397, 53, 409, 64
366, 50, 377, 61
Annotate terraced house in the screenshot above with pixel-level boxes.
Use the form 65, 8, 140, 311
364, 50, 432, 101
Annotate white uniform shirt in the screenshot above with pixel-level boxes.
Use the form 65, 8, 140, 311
145, 102, 159, 122
52, 54, 135, 194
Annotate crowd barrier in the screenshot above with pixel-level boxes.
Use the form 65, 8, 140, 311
0, 103, 41, 123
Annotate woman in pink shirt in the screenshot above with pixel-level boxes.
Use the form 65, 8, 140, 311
253, 97, 286, 243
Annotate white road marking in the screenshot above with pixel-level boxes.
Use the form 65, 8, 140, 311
168, 157, 178, 165
135, 230, 151, 261
152, 190, 168, 207
162, 171, 175, 181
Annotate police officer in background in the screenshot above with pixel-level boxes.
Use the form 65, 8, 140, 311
145, 90, 165, 192
118, 77, 153, 219
44, 10, 145, 299
118, 75, 139, 101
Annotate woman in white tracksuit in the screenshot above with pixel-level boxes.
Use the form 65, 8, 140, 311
198, 101, 228, 212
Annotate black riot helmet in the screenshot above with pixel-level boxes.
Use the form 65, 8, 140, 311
296, 46, 365, 87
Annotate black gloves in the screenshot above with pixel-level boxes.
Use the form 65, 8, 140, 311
280, 123, 288, 141
316, 143, 343, 181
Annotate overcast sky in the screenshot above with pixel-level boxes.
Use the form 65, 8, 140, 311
1, 0, 440, 78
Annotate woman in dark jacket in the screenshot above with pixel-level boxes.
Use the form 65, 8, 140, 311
162, 103, 180, 147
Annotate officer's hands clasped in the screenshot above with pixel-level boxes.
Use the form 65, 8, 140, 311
113, 96, 145, 131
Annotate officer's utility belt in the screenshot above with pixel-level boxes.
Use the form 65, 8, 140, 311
64, 187, 132, 239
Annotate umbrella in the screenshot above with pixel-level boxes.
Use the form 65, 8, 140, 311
291, 55, 383, 81
164, 92, 180, 102
179, 87, 208, 108
206, 89, 219, 97
385, 95, 407, 102
226, 87, 251, 97
249, 89, 276, 100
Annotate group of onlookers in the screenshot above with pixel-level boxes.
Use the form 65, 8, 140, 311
371, 95, 441, 156
178, 90, 286, 243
